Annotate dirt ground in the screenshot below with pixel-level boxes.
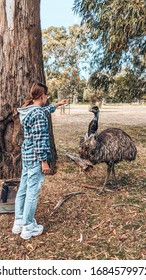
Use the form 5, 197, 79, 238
53, 103, 146, 126
0, 104, 146, 260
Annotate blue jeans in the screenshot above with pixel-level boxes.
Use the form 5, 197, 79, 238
15, 162, 45, 225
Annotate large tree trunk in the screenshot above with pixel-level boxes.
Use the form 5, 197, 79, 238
0, 0, 57, 179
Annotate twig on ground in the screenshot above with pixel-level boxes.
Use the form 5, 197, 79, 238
111, 203, 141, 208
80, 183, 100, 191
80, 184, 115, 193
50, 191, 85, 216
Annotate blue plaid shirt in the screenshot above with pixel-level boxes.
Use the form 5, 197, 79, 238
18, 105, 56, 166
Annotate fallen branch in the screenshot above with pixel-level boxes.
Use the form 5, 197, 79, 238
80, 183, 100, 191
50, 191, 85, 216
66, 154, 93, 171
80, 184, 115, 193
111, 203, 141, 208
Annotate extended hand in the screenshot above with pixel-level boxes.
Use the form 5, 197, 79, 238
56, 99, 68, 107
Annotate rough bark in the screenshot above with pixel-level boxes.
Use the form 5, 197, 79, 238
0, 0, 57, 178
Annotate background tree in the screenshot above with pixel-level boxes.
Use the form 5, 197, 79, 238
83, 86, 99, 105
86, 69, 146, 103
83, 71, 113, 105
73, 0, 146, 75
89, 71, 113, 92
47, 68, 86, 102
43, 24, 90, 75
42, 24, 90, 100
111, 69, 146, 102
0, 0, 56, 179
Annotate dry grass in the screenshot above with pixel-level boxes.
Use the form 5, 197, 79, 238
0, 105, 146, 260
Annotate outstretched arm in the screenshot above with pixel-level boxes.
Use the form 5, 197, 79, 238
54, 99, 68, 108
42, 99, 68, 116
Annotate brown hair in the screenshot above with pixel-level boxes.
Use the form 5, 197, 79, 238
22, 82, 48, 107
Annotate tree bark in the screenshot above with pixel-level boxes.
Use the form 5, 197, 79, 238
0, 0, 57, 178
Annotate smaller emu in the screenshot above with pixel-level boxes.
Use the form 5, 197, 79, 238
79, 128, 137, 194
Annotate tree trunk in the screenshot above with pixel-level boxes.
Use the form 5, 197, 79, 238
0, 0, 57, 179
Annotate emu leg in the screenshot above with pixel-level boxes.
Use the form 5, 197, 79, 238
98, 165, 111, 195
111, 164, 118, 188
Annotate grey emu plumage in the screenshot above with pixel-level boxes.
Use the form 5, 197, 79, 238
79, 121, 137, 194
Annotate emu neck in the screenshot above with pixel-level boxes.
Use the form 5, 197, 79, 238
93, 111, 99, 119
94, 112, 98, 118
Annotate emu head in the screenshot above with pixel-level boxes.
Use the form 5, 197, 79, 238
79, 134, 97, 160
89, 106, 99, 114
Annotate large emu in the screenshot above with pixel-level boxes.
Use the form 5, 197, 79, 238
79, 122, 137, 194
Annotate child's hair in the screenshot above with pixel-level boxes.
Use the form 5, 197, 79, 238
22, 82, 48, 107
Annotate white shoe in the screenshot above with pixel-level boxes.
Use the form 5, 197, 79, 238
12, 219, 23, 234
20, 221, 44, 240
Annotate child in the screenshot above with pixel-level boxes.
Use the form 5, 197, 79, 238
12, 82, 67, 239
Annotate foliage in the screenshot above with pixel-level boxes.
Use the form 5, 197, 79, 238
89, 71, 113, 92
42, 25, 91, 100
73, 0, 146, 74
111, 69, 146, 102
42, 25, 90, 75
47, 69, 86, 100
83, 85, 106, 106
83, 71, 113, 104
83, 86, 98, 104
84, 69, 146, 103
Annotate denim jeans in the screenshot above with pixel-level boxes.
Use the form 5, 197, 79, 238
15, 162, 45, 225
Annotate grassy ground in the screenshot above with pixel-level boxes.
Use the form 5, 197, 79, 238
0, 105, 146, 260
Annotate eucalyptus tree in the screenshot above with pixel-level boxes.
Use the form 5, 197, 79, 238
42, 24, 91, 76
73, 0, 146, 74
86, 68, 146, 103
42, 24, 90, 99
0, 0, 56, 178
111, 69, 146, 102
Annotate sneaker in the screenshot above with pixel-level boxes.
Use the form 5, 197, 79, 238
12, 219, 23, 234
20, 222, 44, 240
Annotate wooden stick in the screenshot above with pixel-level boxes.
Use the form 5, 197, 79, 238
66, 153, 93, 171
80, 184, 115, 194
80, 183, 100, 191
50, 191, 85, 216
111, 203, 141, 208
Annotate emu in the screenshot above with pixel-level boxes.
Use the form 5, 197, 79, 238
79, 116, 137, 194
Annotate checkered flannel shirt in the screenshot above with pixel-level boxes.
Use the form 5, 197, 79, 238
21, 105, 56, 166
